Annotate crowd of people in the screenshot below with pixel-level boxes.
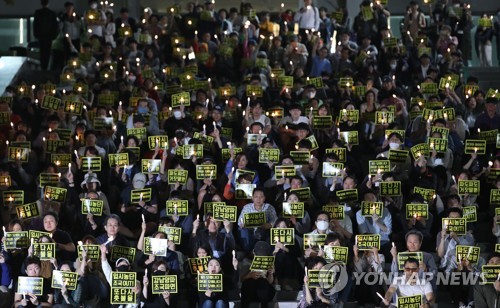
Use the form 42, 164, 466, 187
1, 0, 500, 307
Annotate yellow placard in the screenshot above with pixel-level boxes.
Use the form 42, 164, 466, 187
197, 274, 223, 292
157, 226, 182, 245
397, 252, 423, 270
282, 202, 305, 218
51, 270, 78, 290
17, 277, 43, 296
405, 203, 428, 219
250, 256, 275, 271
81, 199, 104, 216
16, 202, 40, 219
355, 234, 381, 250
81, 157, 102, 172
360, 201, 383, 217
33, 242, 56, 260
152, 275, 178, 294
442, 218, 467, 235
213, 204, 237, 222
270, 228, 295, 245
243, 212, 266, 227
458, 180, 480, 195
130, 188, 152, 204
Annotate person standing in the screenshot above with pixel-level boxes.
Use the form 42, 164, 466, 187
293, 0, 320, 43
33, 0, 59, 70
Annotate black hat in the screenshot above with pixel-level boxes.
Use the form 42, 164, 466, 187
133, 114, 145, 123
295, 122, 311, 131
486, 97, 498, 105
213, 104, 224, 113
382, 75, 392, 83
260, 137, 273, 145
289, 103, 302, 111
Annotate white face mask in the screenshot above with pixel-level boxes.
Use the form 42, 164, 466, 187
128, 76, 136, 83
390, 63, 397, 70
307, 92, 316, 99
389, 142, 400, 150
90, 3, 98, 9
173, 110, 182, 119
316, 220, 329, 231
434, 158, 443, 165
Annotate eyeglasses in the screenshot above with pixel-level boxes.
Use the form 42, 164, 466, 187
404, 267, 419, 272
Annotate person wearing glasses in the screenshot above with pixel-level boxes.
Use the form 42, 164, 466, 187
381, 257, 435, 308
390, 230, 438, 294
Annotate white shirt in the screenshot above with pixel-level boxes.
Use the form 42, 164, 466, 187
294, 6, 320, 30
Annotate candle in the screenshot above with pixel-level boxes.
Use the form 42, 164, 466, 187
2, 226, 5, 234
376, 292, 385, 302
284, 192, 287, 201
120, 136, 124, 144
104, 236, 114, 245
142, 214, 145, 223
305, 267, 308, 277
140, 193, 143, 202
74, 150, 79, 159
232, 250, 236, 258
203, 124, 206, 135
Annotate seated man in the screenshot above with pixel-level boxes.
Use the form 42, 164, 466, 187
382, 258, 435, 308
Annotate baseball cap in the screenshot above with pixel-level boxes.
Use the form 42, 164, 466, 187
132, 173, 146, 189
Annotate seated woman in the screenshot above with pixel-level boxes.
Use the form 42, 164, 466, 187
270, 218, 302, 291
224, 153, 260, 188
353, 242, 385, 306
198, 257, 238, 308
53, 261, 87, 307
28, 234, 56, 279
137, 224, 181, 276
142, 260, 178, 307
299, 256, 331, 307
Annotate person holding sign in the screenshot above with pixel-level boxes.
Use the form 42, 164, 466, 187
353, 242, 385, 306
14, 256, 53, 307
356, 191, 392, 260
240, 241, 276, 308
96, 214, 130, 248
137, 228, 180, 276
401, 195, 434, 246
224, 153, 260, 189
284, 192, 312, 236
436, 208, 475, 270
271, 218, 301, 291
381, 258, 434, 308
390, 230, 438, 293
52, 262, 86, 307
198, 258, 239, 308
42, 212, 76, 262
223, 171, 254, 209
191, 213, 235, 263
237, 188, 278, 253
120, 173, 158, 239
299, 256, 331, 307
473, 253, 500, 308
142, 260, 177, 306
